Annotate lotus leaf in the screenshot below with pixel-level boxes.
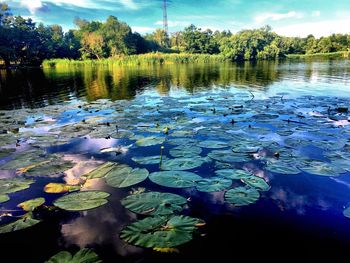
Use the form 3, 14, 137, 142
266, 162, 300, 175
53, 191, 110, 211
136, 137, 165, 147
198, 140, 228, 149
208, 150, 251, 163
17, 197, 45, 211
150, 171, 202, 188
215, 169, 253, 179
196, 178, 232, 192
0, 194, 9, 203
44, 183, 81, 193
169, 145, 202, 158
132, 155, 164, 165
225, 187, 260, 206
161, 157, 204, 171
0, 215, 41, 234
241, 176, 270, 191
45, 249, 102, 263
0, 149, 46, 170
121, 192, 187, 215
106, 167, 149, 188
0, 178, 34, 195
120, 215, 202, 248
23, 159, 74, 177
83, 162, 117, 179
299, 160, 341, 177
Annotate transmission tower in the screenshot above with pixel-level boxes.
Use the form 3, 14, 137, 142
163, 0, 169, 35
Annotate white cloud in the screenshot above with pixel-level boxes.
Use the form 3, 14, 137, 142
20, 0, 43, 14
132, 26, 155, 34
255, 11, 303, 24
155, 20, 190, 28
119, 0, 138, 10
312, 10, 321, 17
274, 18, 350, 37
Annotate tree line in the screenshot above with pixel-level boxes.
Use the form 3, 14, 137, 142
0, 4, 349, 66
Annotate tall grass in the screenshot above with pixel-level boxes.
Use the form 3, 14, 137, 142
43, 53, 229, 68
286, 51, 350, 59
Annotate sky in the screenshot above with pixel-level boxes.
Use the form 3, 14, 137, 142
3, 0, 350, 37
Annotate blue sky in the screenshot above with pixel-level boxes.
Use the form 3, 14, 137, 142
4, 0, 350, 37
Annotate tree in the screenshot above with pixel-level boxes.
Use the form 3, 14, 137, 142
80, 32, 105, 59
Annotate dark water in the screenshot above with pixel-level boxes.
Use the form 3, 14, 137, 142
1, 59, 350, 262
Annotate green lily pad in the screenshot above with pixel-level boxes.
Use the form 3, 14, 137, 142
132, 156, 164, 165
45, 249, 102, 263
53, 191, 110, 211
215, 169, 253, 180
0, 194, 9, 203
150, 171, 202, 188
168, 138, 198, 146
0, 150, 46, 170
169, 145, 202, 158
136, 137, 165, 147
83, 162, 117, 179
241, 176, 270, 191
225, 187, 260, 206
208, 150, 251, 163
0, 178, 34, 195
121, 192, 187, 215
0, 148, 16, 158
24, 159, 74, 177
196, 178, 232, 192
266, 162, 300, 175
161, 157, 204, 171
120, 215, 202, 248
198, 140, 228, 149
299, 160, 341, 177
18, 197, 45, 211
0, 215, 41, 234
106, 167, 149, 188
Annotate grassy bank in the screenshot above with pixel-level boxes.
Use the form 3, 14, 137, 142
43, 53, 228, 68
286, 51, 350, 59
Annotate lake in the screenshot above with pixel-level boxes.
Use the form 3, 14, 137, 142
1, 59, 350, 262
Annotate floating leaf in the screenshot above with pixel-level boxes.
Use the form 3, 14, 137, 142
198, 140, 228, 149
241, 176, 270, 191
0, 178, 34, 195
53, 191, 110, 211
132, 155, 165, 165
44, 183, 80, 194
299, 160, 341, 177
0, 150, 46, 170
17, 198, 45, 211
150, 171, 202, 188
136, 137, 165, 147
121, 192, 187, 215
161, 157, 204, 171
22, 159, 74, 177
0, 148, 16, 158
106, 167, 149, 188
215, 169, 253, 180
208, 150, 251, 163
0, 215, 40, 234
83, 162, 117, 179
196, 178, 232, 192
0, 194, 9, 203
153, 248, 179, 253
225, 187, 260, 206
120, 215, 202, 248
169, 145, 202, 158
266, 162, 300, 175
45, 248, 102, 263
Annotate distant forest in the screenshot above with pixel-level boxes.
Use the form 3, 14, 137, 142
0, 3, 349, 66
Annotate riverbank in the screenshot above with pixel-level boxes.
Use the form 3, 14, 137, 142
286, 51, 349, 59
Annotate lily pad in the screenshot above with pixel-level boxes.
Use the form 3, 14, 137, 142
121, 192, 187, 215
45, 249, 102, 263
343, 206, 350, 219
208, 150, 251, 163
215, 169, 253, 180
132, 156, 164, 165
53, 191, 110, 211
196, 178, 232, 192
241, 176, 270, 191
299, 160, 341, 177
44, 183, 81, 193
198, 140, 228, 149
136, 137, 165, 147
83, 162, 117, 179
106, 167, 149, 188
266, 162, 300, 175
150, 171, 202, 188
0, 215, 41, 234
23, 159, 74, 177
161, 157, 204, 171
18, 198, 45, 211
225, 187, 260, 206
169, 145, 202, 158
0, 178, 34, 195
0, 194, 9, 203
120, 215, 202, 248
0, 148, 16, 158
0, 150, 46, 170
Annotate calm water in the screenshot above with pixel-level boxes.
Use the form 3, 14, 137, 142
1, 59, 350, 262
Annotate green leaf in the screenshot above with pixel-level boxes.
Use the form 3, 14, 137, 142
0, 149, 46, 170
24, 159, 74, 177
215, 169, 253, 179
299, 160, 340, 177
208, 150, 251, 163
136, 136, 165, 147
196, 178, 232, 192
0, 178, 34, 195
198, 140, 228, 149
0, 215, 41, 234
120, 216, 202, 248
0, 194, 9, 203
45, 248, 102, 263
121, 192, 187, 215
106, 167, 149, 188
150, 171, 202, 188
83, 162, 117, 179
266, 162, 300, 175
241, 176, 270, 191
18, 197, 45, 211
161, 157, 204, 171
169, 145, 202, 158
225, 187, 260, 206
132, 155, 164, 165
53, 191, 110, 211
